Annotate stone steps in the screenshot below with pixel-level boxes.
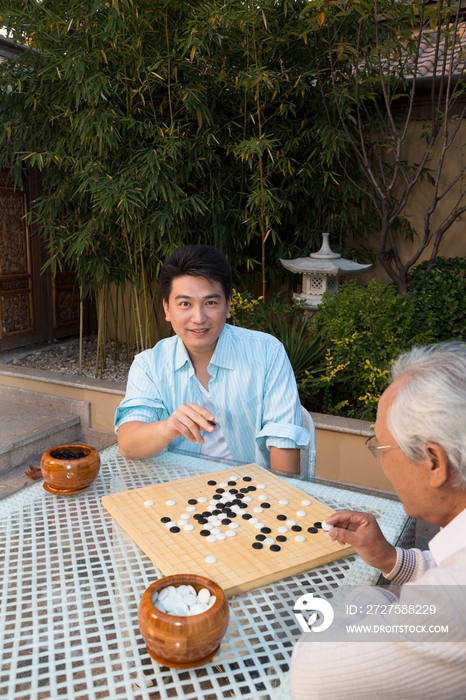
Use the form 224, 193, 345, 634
0, 385, 116, 476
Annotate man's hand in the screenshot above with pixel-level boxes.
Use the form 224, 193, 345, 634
325, 510, 397, 573
165, 402, 216, 444
117, 403, 216, 459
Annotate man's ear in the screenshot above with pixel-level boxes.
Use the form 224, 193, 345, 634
425, 443, 450, 488
226, 296, 232, 319
162, 299, 170, 323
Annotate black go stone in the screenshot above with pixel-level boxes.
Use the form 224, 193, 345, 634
314, 522, 322, 529
216, 488, 225, 493
222, 518, 231, 525
243, 476, 252, 482
260, 527, 272, 534
188, 499, 197, 505
247, 486, 257, 492
230, 489, 238, 494
270, 544, 281, 552
261, 503, 271, 508
213, 494, 222, 501
277, 514, 287, 521
207, 480, 217, 486
169, 526, 180, 533
160, 517, 171, 523
307, 527, 318, 534
252, 542, 263, 549
212, 509, 221, 515
200, 530, 211, 536
236, 493, 245, 499
291, 525, 303, 532
242, 513, 252, 520
240, 488, 249, 493
276, 535, 287, 542
227, 481, 237, 486
193, 514, 202, 520
226, 512, 236, 518
255, 534, 266, 541
224, 501, 234, 507
232, 499, 243, 506
202, 511, 211, 517
198, 518, 208, 524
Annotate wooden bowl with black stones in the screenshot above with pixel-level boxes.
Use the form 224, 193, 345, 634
40, 443, 100, 495
138, 574, 230, 668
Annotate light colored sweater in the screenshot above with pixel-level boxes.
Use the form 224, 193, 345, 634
290, 509, 466, 700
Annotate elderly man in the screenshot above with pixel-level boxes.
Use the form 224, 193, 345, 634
291, 341, 466, 699
116, 244, 310, 476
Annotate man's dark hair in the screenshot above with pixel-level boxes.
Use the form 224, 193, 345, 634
161, 244, 232, 301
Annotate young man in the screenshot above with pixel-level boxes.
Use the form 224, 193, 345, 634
115, 244, 310, 476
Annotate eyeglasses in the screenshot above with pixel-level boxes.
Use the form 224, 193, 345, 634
365, 435, 399, 458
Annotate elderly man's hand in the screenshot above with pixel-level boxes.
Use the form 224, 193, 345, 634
325, 510, 397, 574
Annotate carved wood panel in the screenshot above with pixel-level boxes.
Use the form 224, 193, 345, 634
0, 186, 33, 338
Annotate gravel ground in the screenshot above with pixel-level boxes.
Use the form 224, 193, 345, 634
7, 337, 137, 382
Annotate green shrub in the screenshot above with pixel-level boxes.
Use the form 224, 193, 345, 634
229, 290, 326, 393
314, 279, 436, 420
407, 257, 466, 341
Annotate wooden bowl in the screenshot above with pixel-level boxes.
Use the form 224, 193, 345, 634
40, 444, 100, 495
138, 574, 230, 668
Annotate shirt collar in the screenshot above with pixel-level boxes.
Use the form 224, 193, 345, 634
173, 324, 235, 372
208, 324, 235, 371
428, 507, 466, 565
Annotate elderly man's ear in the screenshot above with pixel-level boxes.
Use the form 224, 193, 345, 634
425, 444, 450, 488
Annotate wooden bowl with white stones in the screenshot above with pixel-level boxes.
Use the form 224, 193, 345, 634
138, 574, 229, 668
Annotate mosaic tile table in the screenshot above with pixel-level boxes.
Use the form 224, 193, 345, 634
0, 444, 409, 700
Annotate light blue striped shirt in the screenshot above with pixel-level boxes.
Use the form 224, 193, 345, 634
114, 323, 310, 468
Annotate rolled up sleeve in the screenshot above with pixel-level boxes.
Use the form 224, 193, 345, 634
114, 354, 168, 430
256, 340, 310, 451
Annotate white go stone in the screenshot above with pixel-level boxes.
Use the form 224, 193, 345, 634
228, 522, 239, 529
158, 587, 169, 601
228, 475, 239, 480
278, 526, 289, 533
225, 529, 237, 537
186, 505, 196, 512
204, 523, 214, 530
296, 510, 307, 517
257, 483, 266, 489
190, 603, 207, 615
264, 537, 275, 545
205, 556, 217, 565
279, 499, 289, 505
219, 482, 228, 488
216, 533, 227, 540
165, 521, 176, 529
231, 505, 240, 511
183, 524, 194, 531
258, 494, 268, 501
301, 499, 312, 506
163, 596, 177, 612
198, 497, 207, 503
294, 535, 306, 543
152, 590, 159, 603
180, 513, 191, 520
144, 500, 154, 507
177, 520, 186, 526
166, 500, 176, 506
322, 520, 333, 531
243, 496, 252, 503
211, 527, 221, 535
173, 602, 189, 616
184, 593, 197, 606
254, 522, 265, 530
206, 535, 217, 543
286, 520, 296, 527
253, 507, 263, 513
249, 517, 259, 524
198, 588, 211, 604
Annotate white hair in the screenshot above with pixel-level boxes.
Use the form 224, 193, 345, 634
388, 341, 466, 488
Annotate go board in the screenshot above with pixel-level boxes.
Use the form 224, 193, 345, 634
102, 464, 354, 597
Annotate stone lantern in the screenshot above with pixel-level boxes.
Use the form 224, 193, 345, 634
280, 233, 372, 311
